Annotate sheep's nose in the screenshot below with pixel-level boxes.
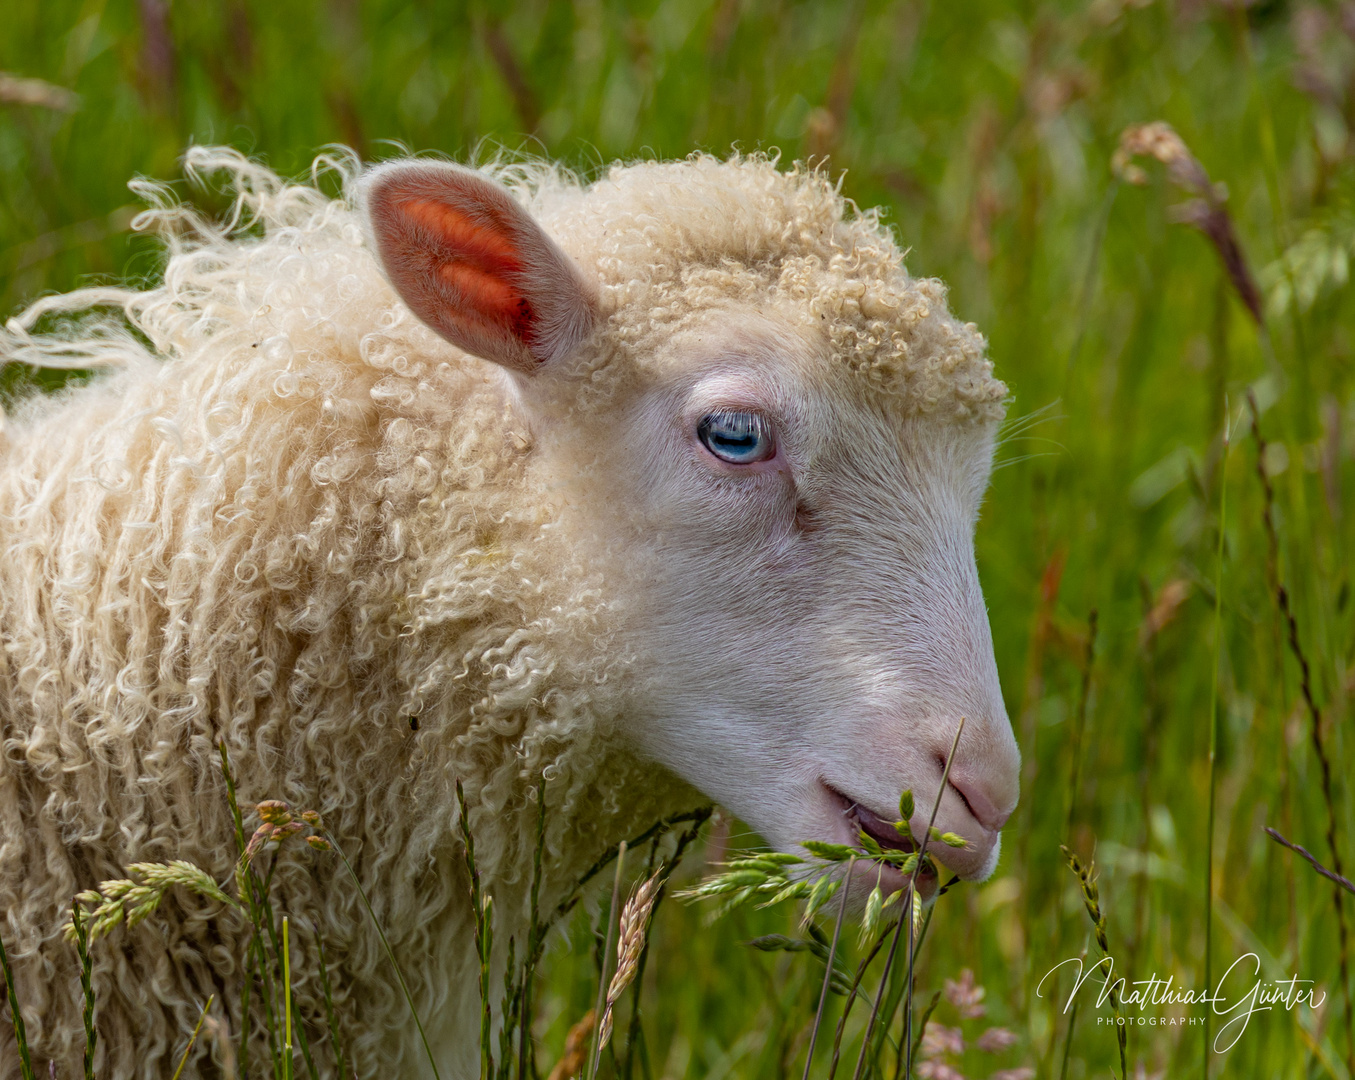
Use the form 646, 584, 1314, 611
945, 767, 1015, 833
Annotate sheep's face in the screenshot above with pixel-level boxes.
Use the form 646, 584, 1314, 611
561, 309, 1017, 895
362, 159, 1020, 896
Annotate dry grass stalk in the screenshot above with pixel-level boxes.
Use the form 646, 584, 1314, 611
598, 868, 665, 1051
1139, 579, 1190, 646
1249, 391, 1354, 1071
620, 819, 711, 1080
1266, 827, 1355, 895
0, 72, 78, 111
547, 1010, 596, 1080
1113, 121, 1263, 325
544, 808, 712, 952
587, 841, 627, 1080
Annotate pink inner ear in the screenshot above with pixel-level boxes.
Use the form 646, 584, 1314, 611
402, 197, 538, 348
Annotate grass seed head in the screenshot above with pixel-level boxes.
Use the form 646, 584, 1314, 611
859, 883, 884, 948
1113, 121, 1211, 193
1111, 120, 1262, 324
599, 869, 665, 1050
944, 969, 987, 1019
974, 1027, 1018, 1052
255, 800, 292, 825
802, 872, 842, 924
67, 861, 238, 943
801, 840, 856, 862
242, 823, 276, 864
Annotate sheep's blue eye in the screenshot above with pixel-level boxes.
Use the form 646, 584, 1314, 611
697, 411, 774, 464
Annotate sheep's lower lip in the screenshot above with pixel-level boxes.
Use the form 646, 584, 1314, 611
822, 783, 938, 899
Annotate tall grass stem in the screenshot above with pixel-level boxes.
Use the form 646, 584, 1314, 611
217, 743, 281, 1073
1057, 995, 1079, 1080
327, 833, 441, 1080
1063, 182, 1119, 391
803, 855, 855, 1080
1266, 827, 1355, 895
0, 928, 35, 1080
900, 882, 940, 1080
1203, 401, 1230, 1077
283, 917, 293, 1080
1064, 609, 1098, 842
826, 936, 886, 1080
850, 716, 966, 1080
170, 995, 214, 1080
520, 777, 548, 1080
906, 989, 941, 1075
622, 817, 706, 1080
1249, 392, 1354, 1070
313, 923, 347, 1080
72, 906, 97, 1080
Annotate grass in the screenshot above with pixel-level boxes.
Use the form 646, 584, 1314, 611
3, 1, 1355, 1078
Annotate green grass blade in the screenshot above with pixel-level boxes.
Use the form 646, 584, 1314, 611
0, 927, 35, 1080
72, 906, 97, 1080
803, 856, 854, 1080
171, 996, 214, 1080
327, 833, 442, 1080
313, 923, 348, 1080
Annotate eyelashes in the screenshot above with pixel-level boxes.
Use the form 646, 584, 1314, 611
696, 411, 776, 465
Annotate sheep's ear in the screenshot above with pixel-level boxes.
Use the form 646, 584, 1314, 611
361, 161, 598, 374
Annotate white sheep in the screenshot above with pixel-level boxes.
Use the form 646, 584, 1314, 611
0, 146, 1020, 1080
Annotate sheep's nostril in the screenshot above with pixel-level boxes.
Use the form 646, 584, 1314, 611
946, 773, 1012, 833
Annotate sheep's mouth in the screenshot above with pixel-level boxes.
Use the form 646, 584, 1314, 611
822, 783, 939, 900
844, 799, 917, 854
824, 784, 919, 855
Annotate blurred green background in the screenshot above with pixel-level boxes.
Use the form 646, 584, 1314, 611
4, 1, 1355, 1078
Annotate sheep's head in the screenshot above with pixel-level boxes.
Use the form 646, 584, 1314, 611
361, 156, 1019, 896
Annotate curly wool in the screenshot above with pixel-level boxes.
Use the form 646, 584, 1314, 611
0, 147, 1002, 1080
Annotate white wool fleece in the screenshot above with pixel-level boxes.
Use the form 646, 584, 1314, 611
0, 146, 1015, 1080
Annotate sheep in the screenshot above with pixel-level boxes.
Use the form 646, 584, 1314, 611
0, 146, 1021, 1080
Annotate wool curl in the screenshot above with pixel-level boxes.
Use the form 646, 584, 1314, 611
0, 146, 1002, 1080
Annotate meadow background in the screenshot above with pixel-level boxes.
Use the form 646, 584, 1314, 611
3, 1, 1354, 1078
